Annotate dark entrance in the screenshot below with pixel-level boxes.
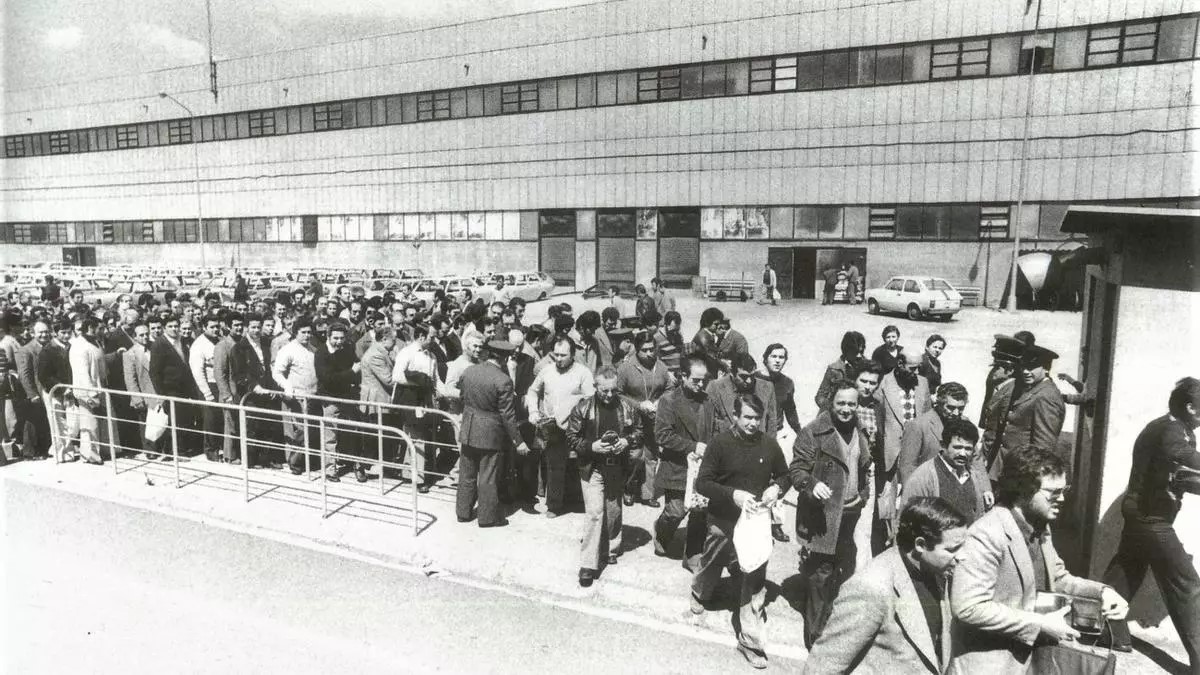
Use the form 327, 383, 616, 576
767, 246, 864, 300
62, 246, 97, 266
596, 209, 636, 285
539, 211, 577, 287
658, 208, 700, 288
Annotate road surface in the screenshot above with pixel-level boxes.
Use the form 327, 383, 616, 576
1, 481, 793, 674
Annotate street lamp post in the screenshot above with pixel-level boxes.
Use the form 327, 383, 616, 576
159, 92, 207, 269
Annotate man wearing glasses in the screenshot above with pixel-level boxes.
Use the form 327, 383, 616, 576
949, 445, 1128, 674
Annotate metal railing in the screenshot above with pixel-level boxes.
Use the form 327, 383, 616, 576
45, 384, 439, 535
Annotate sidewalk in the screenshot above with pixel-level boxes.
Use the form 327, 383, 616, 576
0, 455, 1188, 673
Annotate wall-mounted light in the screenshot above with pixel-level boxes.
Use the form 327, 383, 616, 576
701, 35, 707, 50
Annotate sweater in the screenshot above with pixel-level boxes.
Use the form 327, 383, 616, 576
695, 428, 789, 528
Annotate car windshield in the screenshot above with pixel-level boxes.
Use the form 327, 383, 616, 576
923, 279, 953, 291
92, 279, 114, 290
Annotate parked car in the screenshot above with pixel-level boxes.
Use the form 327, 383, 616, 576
865, 276, 962, 321
580, 281, 639, 300
506, 271, 556, 301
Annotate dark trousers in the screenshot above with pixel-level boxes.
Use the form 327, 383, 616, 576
541, 424, 578, 514
822, 280, 836, 304
242, 394, 282, 467
1102, 517, 1200, 670
110, 393, 139, 457
800, 505, 862, 649
691, 519, 769, 657
870, 462, 897, 556
623, 444, 658, 502
18, 397, 49, 457
457, 445, 502, 526
653, 488, 709, 568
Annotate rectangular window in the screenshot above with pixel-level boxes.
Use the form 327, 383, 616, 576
680, 65, 702, 98
248, 111, 276, 136
980, 205, 1010, 240
822, 51, 849, 88
868, 207, 896, 239
931, 39, 990, 78
500, 83, 538, 113
701, 62, 727, 97
774, 56, 799, 91
749, 58, 774, 93
556, 78, 576, 109
595, 73, 617, 106
1019, 33, 1055, 73
795, 54, 823, 90
638, 67, 681, 101
1087, 20, 1157, 66
313, 103, 343, 130
115, 125, 139, 149
466, 88, 485, 116
537, 80, 557, 111
903, 43, 931, 81
1156, 16, 1197, 62
5, 136, 26, 158
576, 76, 596, 106
167, 120, 192, 144
450, 89, 468, 118
418, 92, 451, 120
850, 49, 876, 86
48, 132, 70, 154
1054, 28, 1088, 70
616, 71, 638, 104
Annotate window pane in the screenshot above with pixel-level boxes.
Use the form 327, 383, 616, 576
538, 80, 558, 110
796, 54, 822, 90
948, 205, 980, 240
465, 88, 483, 117
483, 86, 501, 115
875, 47, 904, 83
658, 208, 700, 237
616, 72, 637, 104
596, 73, 617, 105
990, 35, 1021, 75
450, 89, 468, 118
895, 206, 925, 239
822, 51, 849, 88
577, 76, 596, 107
903, 44, 931, 81
1158, 16, 1198, 61
557, 78, 577, 109
702, 63, 726, 97
727, 60, 749, 94
680, 65, 702, 98
1054, 28, 1088, 69
435, 213, 452, 239
851, 49, 875, 85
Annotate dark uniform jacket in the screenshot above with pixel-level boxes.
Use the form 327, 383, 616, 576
1121, 414, 1200, 522
982, 376, 1064, 480
653, 387, 719, 494
564, 395, 643, 480
459, 361, 522, 451
790, 411, 872, 553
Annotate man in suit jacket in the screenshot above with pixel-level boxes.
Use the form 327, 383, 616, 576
805, 497, 969, 675
150, 314, 201, 454
949, 446, 1128, 675
652, 356, 719, 566
706, 353, 779, 437
902, 418, 992, 524
981, 345, 1066, 482
456, 339, 529, 528
230, 313, 281, 468
503, 327, 538, 506
213, 311, 244, 463
897, 381, 972, 484
872, 353, 932, 553
122, 321, 161, 458
791, 381, 873, 649
15, 319, 50, 458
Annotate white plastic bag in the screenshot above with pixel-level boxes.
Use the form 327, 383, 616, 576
684, 455, 709, 511
144, 406, 169, 442
733, 503, 773, 572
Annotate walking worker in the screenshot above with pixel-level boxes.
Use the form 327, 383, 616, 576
761, 262, 778, 305
456, 339, 530, 528
918, 334, 946, 391
814, 331, 866, 412
692, 393, 789, 669
1099, 377, 1200, 669
615, 332, 671, 508
804, 497, 969, 675
901, 418, 992, 524
791, 382, 873, 649
564, 365, 642, 587
981, 343, 1065, 481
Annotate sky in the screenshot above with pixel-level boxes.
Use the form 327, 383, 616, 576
2, 0, 601, 93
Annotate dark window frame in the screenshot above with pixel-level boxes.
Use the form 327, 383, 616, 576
248, 110, 276, 137
313, 102, 344, 130
931, 38, 991, 78
167, 119, 193, 144
1086, 19, 1159, 66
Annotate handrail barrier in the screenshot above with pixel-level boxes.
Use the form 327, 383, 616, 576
46, 384, 434, 535
238, 389, 462, 498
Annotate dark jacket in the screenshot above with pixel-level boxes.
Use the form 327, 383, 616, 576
814, 357, 853, 412
103, 328, 135, 390
695, 428, 789, 529
871, 344, 905, 375
315, 344, 359, 401
564, 394, 643, 480
790, 411, 872, 554
230, 337, 276, 401
149, 336, 200, 399
707, 375, 780, 436
1121, 414, 1200, 522
459, 360, 522, 451
36, 342, 72, 398
982, 376, 1065, 480
507, 352, 537, 419
758, 370, 802, 434
653, 387, 719, 494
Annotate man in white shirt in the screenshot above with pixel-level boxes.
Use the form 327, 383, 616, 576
68, 317, 108, 464
438, 333, 483, 414
393, 324, 439, 491
272, 316, 319, 475
189, 312, 224, 462
526, 336, 595, 518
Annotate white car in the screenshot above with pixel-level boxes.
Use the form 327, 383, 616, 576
865, 276, 963, 321
508, 271, 556, 302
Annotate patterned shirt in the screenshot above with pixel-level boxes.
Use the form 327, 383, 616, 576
856, 399, 878, 452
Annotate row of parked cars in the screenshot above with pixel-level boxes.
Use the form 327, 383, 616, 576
1, 263, 558, 308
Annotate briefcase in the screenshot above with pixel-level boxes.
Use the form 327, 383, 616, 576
1030, 641, 1115, 675
1170, 465, 1200, 495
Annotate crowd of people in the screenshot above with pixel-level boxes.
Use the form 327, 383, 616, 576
0, 270, 1196, 673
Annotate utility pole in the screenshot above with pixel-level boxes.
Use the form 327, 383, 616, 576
1007, 0, 1043, 311
206, 0, 218, 101
159, 92, 207, 269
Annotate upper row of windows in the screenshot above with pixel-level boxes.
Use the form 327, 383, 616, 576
3, 14, 1197, 160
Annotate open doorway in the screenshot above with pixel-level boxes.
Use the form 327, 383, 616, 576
769, 246, 866, 300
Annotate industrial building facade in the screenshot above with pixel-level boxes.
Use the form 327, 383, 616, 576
2, 0, 1197, 302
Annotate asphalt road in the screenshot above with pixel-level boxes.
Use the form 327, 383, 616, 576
1, 481, 785, 674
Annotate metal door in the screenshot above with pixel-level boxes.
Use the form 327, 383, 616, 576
767, 247, 794, 299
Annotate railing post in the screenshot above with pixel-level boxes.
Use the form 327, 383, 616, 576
376, 406, 384, 497
104, 390, 118, 474
319, 415, 328, 518
170, 399, 181, 488
240, 406, 250, 502
48, 392, 61, 464
410, 428, 419, 536
303, 397, 311, 477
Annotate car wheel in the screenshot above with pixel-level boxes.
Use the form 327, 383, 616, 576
867, 299, 880, 315
907, 304, 923, 321
538, 291, 547, 300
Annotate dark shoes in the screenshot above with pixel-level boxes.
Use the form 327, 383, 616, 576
479, 519, 509, 529
417, 484, 430, 494
355, 467, 369, 483
622, 495, 636, 506
643, 498, 660, 508
771, 523, 790, 543
545, 510, 561, 519
325, 472, 340, 482
290, 467, 304, 475
607, 553, 619, 565
578, 568, 597, 587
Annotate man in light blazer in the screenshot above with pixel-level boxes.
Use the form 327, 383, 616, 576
122, 321, 160, 458
359, 326, 397, 479
949, 446, 1128, 675
805, 497, 969, 675
872, 353, 932, 553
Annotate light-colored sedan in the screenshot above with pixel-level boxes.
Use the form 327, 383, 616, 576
865, 276, 963, 321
